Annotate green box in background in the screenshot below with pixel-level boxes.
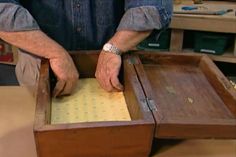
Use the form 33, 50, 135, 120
194, 31, 233, 55
137, 29, 171, 51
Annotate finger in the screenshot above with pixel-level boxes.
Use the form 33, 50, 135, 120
102, 67, 114, 92
110, 75, 123, 91
104, 78, 113, 92
96, 52, 117, 92
59, 79, 78, 96
96, 65, 112, 92
96, 72, 113, 92
95, 68, 105, 89
53, 80, 66, 97
97, 75, 113, 92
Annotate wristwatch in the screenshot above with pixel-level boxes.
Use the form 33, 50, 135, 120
103, 43, 122, 55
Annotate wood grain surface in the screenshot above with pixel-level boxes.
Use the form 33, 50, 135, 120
0, 87, 236, 157
132, 52, 236, 139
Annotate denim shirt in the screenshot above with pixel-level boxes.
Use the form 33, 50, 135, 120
0, 0, 172, 50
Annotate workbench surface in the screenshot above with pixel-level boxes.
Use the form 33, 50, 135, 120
173, 1, 236, 20
0, 86, 235, 157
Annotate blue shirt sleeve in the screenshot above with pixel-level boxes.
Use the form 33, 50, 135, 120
0, 2, 39, 32
117, 6, 162, 31
118, 0, 173, 31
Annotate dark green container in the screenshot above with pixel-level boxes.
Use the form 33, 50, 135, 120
194, 31, 232, 55
137, 29, 171, 51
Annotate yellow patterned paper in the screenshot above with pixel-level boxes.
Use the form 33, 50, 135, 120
51, 78, 131, 124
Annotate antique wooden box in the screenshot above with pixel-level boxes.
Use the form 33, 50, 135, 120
34, 51, 236, 157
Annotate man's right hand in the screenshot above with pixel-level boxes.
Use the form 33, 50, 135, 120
50, 52, 79, 97
0, 30, 79, 97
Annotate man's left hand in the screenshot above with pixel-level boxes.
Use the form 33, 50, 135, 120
95, 51, 123, 92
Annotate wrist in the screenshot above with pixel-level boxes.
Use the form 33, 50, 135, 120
108, 30, 152, 53
103, 43, 123, 56
108, 39, 128, 53
47, 46, 69, 60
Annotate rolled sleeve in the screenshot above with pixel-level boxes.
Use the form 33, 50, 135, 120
0, 3, 39, 32
117, 6, 162, 31
125, 0, 160, 10
118, 0, 173, 31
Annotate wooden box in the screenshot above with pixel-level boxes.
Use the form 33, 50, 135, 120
34, 51, 236, 157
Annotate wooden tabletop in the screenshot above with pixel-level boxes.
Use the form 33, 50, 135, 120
0, 86, 235, 157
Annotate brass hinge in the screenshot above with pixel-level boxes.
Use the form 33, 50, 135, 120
140, 99, 151, 112
128, 57, 137, 64
146, 98, 157, 112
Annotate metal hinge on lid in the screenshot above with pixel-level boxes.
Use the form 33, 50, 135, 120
146, 98, 158, 112
128, 55, 140, 65
140, 99, 151, 112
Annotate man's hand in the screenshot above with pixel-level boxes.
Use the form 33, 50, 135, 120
0, 30, 80, 97
95, 51, 123, 92
50, 52, 79, 97
95, 30, 152, 92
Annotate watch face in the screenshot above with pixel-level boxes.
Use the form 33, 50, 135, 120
103, 43, 111, 51
103, 43, 121, 55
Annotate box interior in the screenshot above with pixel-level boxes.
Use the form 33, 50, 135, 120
47, 52, 146, 124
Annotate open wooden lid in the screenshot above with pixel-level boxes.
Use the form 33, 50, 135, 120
127, 52, 236, 139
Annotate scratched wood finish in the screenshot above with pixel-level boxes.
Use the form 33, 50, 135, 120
34, 51, 155, 157
131, 52, 236, 139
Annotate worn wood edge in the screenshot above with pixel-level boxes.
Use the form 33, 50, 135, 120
34, 120, 154, 132
123, 54, 154, 121
156, 116, 236, 139
34, 59, 51, 131
125, 54, 164, 139
135, 51, 203, 62
159, 117, 236, 126
33, 59, 51, 157
132, 55, 164, 121
199, 55, 236, 117
156, 123, 236, 139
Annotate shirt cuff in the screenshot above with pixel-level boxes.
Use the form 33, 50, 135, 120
0, 3, 39, 32
117, 6, 162, 31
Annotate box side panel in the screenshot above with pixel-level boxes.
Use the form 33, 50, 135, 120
35, 59, 51, 129
199, 56, 236, 117
156, 121, 236, 139
70, 52, 99, 78
35, 124, 153, 157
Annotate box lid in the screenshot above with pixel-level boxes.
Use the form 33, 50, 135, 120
127, 52, 236, 139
